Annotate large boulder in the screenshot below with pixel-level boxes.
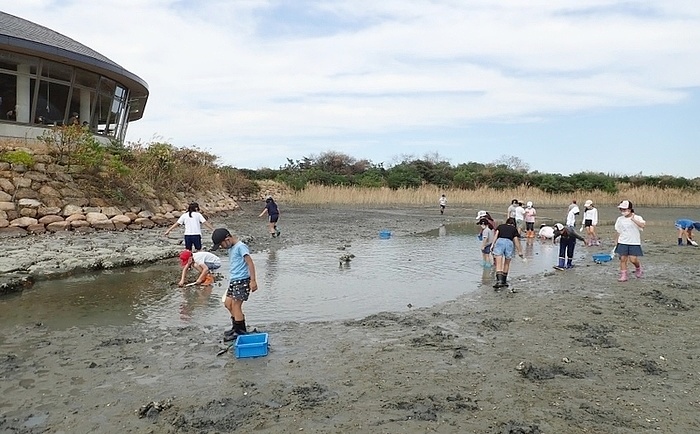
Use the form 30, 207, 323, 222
0, 178, 14, 193
69, 220, 90, 228
18, 198, 42, 208
138, 210, 155, 219
101, 206, 122, 218
27, 223, 46, 234
38, 215, 65, 225
134, 217, 155, 228
110, 214, 132, 225
0, 202, 15, 211
91, 220, 115, 231
0, 227, 26, 237
0, 191, 12, 202
37, 206, 61, 217
86, 212, 109, 224
66, 213, 86, 222
19, 208, 37, 218
0, 218, 8, 228
62, 204, 83, 216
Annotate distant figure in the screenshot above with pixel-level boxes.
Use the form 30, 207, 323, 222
582, 200, 600, 246
553, 223, 585, 270
514, 202, 525, 236
674, 219, 700, 246
568, 199, 578, 212
68, 112, 79, 125
506, 199, 519, 219
478, 217, 495, 268
524, 201, 537, 238
259, 195, 281, 237
178, 250, 221, 286
439, 194, 447, 215
6, 107, 17, 121
614, 200, 645, 282
164, 202, 215, 251
566, 201, 580, 229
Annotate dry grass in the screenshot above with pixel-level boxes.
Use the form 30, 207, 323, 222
286, 184, 700, 207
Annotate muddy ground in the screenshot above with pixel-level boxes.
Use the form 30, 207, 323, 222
1, 204, 700, 433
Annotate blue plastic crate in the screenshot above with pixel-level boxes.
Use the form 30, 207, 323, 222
234, 333, 269, 359
379, 229, 392, 239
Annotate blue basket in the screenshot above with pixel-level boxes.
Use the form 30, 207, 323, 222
592, 253, 613, 263
379, 230, 392, 239
235, 333, 269, 359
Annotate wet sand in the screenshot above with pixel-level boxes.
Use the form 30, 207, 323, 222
1, 205, 699, 433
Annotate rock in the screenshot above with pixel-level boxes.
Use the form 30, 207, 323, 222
0, 210, 5, 220
14, 188, 39, 199
111, 214, 132, 224
27, 223, 46, 234
23, 171, 50, 182
0, 202, 16, 211
13, 177, 32, 188
113, 222, 128, 231
37, 206, 61, 217
134, 218, 155, 228
0, 226, 27, 237
18, 198, 42, 208
138, 210, 154, 219
83, 207, 101, 214
151, 215, 169, 226
88, 197, 109, 207
74, 226, 94, 233
66, 213, 87, 222
38, 215, 65, 225
0, 191, 12, 202
0, 218, 8, 228
124, 212, 138, 221
62, 204, 83, 217
69, 220, 90, 228
46, 221, 70, 232
0, 178, 14, 193
38, 185, 61, 197
102, 206, 123, 218
86, 212, 109, 224
10, 217, 38, 227
63, 197, 89, 207
127, 223, 143, 230
19, 208, 37, 218
41, 197, 64, 208
92, 220, 115, 231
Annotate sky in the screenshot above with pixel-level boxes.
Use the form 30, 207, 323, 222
3, 0, 699, 177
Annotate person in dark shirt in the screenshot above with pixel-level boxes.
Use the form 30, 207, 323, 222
490, 217, 523, 289
259, 195, 281, 238
552, 223, 586, 270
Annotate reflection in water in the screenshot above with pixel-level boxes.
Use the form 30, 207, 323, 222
0, 223, 562, 330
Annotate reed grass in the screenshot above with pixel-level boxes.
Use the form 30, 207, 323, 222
285, 184, 700, 207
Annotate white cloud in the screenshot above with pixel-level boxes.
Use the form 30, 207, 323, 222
3, 0, 699, 174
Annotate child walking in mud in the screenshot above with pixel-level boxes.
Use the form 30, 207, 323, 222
582, 200, 600, 246
259, 196, 281, 237
614, 200, 645, 281
164, 202, 215, 251
212, 228, 258, 341
478, 217, 495, 268
439, 194, 447, 214
675, 218, 700, 246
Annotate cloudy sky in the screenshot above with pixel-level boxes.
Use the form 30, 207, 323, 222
4, 1, 699, 177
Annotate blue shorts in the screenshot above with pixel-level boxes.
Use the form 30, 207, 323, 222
492, 238, 515, 259
184, 235, 202, 251
615, 244, 643, 257
227, 278, 251, 301
204, 262, 221, 271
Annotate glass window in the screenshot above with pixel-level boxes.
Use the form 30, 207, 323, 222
40, 60, 73, 83
33, 80, 70, 124
0, 50, 39, 75
74, 69, 99, 89
0, 72, 17, 121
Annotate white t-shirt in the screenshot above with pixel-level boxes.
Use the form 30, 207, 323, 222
439, 196, 447, 206
615, 214, 645, 245
177, 211, 207, 235
566, 205, 580, 227
193, 251, 221, 266
539, 226, 554, 239
514, 206, 525, 221
583, 207, 598, 226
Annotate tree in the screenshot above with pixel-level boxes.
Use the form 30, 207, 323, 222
492, 155, 530, 173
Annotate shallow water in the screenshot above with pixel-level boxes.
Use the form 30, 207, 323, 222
0, 225, 571, 330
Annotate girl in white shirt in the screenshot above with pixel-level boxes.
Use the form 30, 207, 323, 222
164, 202, 215, 251
614, 200, 645, 282
582, 200, 599, 246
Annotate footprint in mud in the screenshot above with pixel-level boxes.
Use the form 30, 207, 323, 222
642, 289, 692, 311
516, 361, 588, 381
481, 317, 514, 331
500, 420, 542, 434
382, 393, 479, 422
410, 326, 456, 348
618, 358, 667, 376
566, 323, 618, 348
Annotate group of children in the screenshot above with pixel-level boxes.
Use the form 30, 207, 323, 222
477, 198, 650, 286
164, 197, 283, 342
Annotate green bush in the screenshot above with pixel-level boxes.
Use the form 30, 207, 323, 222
0, 149, 34, 166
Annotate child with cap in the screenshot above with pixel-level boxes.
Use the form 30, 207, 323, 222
212, 228, 258, 341
614, 200, 645, 281
674, 219, 700, 246
582, 200, 600, 246
552, 223, 585, 270
178, 250, 221, 286
524, 201, 537, 238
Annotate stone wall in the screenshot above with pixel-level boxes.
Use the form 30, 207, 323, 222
0, 148, 240, 237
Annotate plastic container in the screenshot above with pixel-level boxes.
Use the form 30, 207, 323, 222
592, 253, 613, 263
379, 230, 392, 239
234, 333, 269, 358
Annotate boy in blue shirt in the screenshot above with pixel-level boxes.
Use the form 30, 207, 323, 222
212, 228, 258, 341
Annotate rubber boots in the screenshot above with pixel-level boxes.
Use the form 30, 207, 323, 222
554, 258, 566, 270
493, 272, 504, 289
502, 273, 509, 288
566, 258, 573, 269
618, 270, 628, 282
634, 266, 643, 278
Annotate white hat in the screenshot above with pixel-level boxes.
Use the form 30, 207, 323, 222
475, 210, 487, 220
584, 199, 593, 207
617, 200, 631, 209
554, 223, 564, 231
526, 201, 533, 207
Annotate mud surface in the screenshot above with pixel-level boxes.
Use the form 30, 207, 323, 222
2, 205, 700, 433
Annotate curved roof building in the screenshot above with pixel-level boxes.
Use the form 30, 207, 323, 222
0, 11, 148, 143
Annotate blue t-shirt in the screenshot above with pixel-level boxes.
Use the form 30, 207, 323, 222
228, 241, 251, 280
265, 201, 279, 216
676, 219, 696, 229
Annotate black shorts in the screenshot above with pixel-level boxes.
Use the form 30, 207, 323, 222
584, 219, 593, 227
269, 214, 279, 223
227, 278, 251, 301
525, 222, 534, 231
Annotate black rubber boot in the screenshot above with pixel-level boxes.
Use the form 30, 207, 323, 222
493, 272, 504, 289
502, 273, 509, 288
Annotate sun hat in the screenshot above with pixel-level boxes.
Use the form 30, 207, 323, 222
475, 210, 487, 220
179, 250, 193, 266
211, 228, 232, 250
526, 201, 533, 207
554, 223, 564, 231
617, 200, 632, 209
584, 200, 593, 207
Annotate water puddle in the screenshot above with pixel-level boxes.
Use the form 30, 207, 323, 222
0, 225, 568, 330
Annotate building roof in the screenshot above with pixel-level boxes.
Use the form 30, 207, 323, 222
0, 11, 148, 116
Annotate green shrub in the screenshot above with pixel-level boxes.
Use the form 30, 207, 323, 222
0, 149, 34, 166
